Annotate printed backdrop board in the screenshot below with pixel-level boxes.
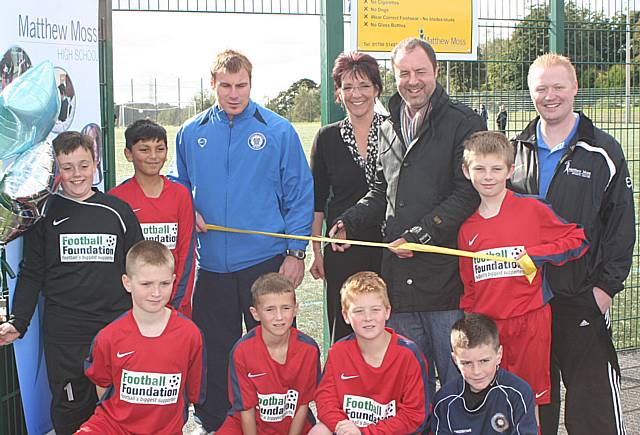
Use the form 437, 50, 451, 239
0, 1, 100, 433
351, 0, 478, 60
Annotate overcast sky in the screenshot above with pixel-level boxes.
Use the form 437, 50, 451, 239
112, 11, 326, 105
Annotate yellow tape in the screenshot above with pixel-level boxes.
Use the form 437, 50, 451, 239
205, 224, 538, 283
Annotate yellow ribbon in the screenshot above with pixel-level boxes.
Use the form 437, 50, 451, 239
206, 224, 538, 283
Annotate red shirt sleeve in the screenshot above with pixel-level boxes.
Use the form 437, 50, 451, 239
84, 331, 112, 388
186, 326, 205, 405
299, 343, 320, 406
526, 200, 589, 267
228, 343, 259, 411
315, 349, 348, 431
172, 185, 196, 315
458, 223, 476, 312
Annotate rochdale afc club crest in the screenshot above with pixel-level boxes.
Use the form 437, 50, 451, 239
248, 132, 267, 150
197, 137, 207, 148
490, 412, 510, 432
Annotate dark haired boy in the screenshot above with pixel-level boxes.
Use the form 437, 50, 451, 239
77, 240, 205, 434
217, 273, 320, 435
431, 313, 538, 434
0, 131, 143, 434
110, 119, 196, 317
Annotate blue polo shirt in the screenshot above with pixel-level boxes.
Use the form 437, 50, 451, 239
536, 113, 579, 198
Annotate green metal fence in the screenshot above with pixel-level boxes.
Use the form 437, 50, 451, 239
1, 0, 638, 433
109, 0, 640, 350
0, 344, 26, 435
438, 0, 640, 351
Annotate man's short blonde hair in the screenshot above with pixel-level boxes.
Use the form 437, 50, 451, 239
211, 49, 252, 82
341, 271, 390, 312
527, 53, 577, 87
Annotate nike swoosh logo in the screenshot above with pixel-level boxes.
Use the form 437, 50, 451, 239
117, 351, 135, 358
468, 234, 479, 246
535, 390, 548, 399
248, 372, 267, 378
340, 374, 359, 380
132, 208, 142, 212
53, 217, 70, 226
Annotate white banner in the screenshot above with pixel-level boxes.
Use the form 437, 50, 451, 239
0, 0, 103, 185
1, 2, 100, 434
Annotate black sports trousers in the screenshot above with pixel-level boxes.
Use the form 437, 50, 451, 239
539, 291, 626, 435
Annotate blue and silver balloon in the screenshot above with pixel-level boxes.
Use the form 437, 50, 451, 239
0, 61, 60, 160
0, 140, 58, 245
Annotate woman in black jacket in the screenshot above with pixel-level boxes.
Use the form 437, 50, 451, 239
309, 52, 384, 342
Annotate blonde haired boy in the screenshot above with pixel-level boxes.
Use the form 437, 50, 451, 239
78, 240, 204, 434
311, 271, 429, 435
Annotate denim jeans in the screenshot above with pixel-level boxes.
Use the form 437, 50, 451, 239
387, 309, 462, 400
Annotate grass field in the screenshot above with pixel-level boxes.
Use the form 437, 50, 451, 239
114, 115, 639, 351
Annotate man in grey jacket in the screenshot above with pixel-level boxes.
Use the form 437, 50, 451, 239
330, 38, 485, 398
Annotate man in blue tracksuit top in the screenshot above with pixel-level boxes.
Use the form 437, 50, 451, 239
170, 49, 313, 433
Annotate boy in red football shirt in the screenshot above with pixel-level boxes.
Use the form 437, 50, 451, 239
311, 271, 429, 435
217, 273, 321, 435
458, 131, 588, 415
77, 240, 205, 434
110, 119, 196, 317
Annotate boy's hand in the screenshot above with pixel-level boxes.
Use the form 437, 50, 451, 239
195, 211, 207, 233
0, 322, 20, 346
328, 221, 350, 252
279, 256, 304, 288
388, 237, 414, 258
593, 286, 612, 314
335, 420, 360, 435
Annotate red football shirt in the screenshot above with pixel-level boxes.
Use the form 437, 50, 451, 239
83, 310, 205, 434
221, 326, 320, 435
110, 176, 196, 317
315, 328, 430, 434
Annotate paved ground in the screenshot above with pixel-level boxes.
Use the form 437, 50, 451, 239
183, 349, 640, 434
618, 349, 640, 432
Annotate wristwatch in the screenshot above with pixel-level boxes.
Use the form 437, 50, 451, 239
286, 249, 306, 260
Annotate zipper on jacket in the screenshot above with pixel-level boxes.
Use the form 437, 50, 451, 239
546, 143, 576, 200
224, 118, 233, 271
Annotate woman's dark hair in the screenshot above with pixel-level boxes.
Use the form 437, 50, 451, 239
332, 52, 382, 102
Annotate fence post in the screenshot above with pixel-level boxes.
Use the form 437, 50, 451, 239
99, 0, 116, 191
320, 0, 344, 125
550, 0, 565, 54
